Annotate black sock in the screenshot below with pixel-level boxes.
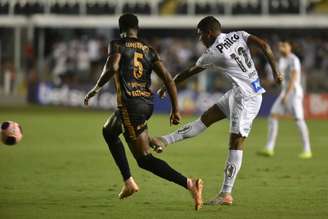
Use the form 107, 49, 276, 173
103, 130, 131, 181
136, 154, 188, 189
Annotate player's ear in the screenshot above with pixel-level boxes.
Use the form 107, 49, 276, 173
207, 30, 215, 38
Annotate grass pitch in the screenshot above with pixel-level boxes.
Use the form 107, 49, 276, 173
0, 106, 327, 219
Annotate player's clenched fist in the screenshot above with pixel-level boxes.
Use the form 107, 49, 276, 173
170, 111, 181, 125
84, 88, 99, 106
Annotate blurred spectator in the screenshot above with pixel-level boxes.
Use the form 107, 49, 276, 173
2, 62, 16, 95
301, 37, 316, 72
52, 42, 67, 85
88, 37, 102, 78
77, 44, 90, 82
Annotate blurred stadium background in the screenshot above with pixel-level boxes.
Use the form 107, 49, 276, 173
0, 0, 327, 118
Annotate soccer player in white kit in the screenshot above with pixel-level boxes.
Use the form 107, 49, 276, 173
150, 16, 283, 205
260, 41, 312, 159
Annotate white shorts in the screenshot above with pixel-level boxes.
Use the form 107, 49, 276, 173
271, 92, 304, 120
216, 88, 262, 137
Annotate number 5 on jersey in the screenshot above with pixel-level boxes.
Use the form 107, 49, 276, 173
133, 52, 143, 79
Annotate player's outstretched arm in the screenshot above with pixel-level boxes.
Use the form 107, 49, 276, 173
84, 54, 121, 106
157, 65, 205, 97
247, 35, 283, 84
173, 65, 206, 85
153, 61, 181, 125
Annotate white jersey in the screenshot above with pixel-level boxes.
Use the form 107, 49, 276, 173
278, 53, 303, 97
196, 31, 265, 96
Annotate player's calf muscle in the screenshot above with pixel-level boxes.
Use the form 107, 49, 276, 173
229, 134, 245, 150
201, 105, 226, 127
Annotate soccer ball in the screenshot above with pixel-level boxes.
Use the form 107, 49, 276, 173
1, 121, 23, 145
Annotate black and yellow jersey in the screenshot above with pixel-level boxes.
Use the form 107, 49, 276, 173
109, 37, 160, 107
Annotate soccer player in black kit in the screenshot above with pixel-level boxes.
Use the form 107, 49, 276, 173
84, 13, 203, 210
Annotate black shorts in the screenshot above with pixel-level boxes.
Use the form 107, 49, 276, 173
119, 102, 153, 141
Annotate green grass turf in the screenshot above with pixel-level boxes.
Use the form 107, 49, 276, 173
0, 106, 327, 219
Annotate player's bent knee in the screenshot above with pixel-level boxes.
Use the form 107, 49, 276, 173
102, 126, 114, 138
102, 126, 112, 138
102, 123, 122, 146
102, 127, 118, 146
103, 116, 122, 139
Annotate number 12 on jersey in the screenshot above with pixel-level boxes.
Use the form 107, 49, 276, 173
230, 47, 252, 73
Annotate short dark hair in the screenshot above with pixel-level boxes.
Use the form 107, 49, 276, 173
119, 13, 139, 33
197, 16, 221, 33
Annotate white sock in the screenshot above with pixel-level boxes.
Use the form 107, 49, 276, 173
296, 120, 311, 153
266, 117, 278, 151
162, 118, 206, 144
220, 150, 243, 194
